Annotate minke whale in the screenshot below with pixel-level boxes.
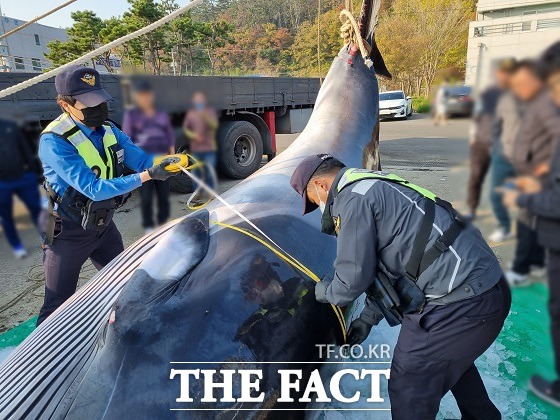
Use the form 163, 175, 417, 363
0, 1, 391, 418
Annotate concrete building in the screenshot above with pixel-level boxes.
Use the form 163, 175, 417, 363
0, 15, 122, 73
0, 15, 67, 72
466, 0, 560, 88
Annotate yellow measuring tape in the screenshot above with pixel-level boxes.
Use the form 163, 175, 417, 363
213, 220, 347, 342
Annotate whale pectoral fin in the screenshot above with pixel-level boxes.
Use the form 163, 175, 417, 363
370, 36, 392, 80
358, 0, 392, 79
138, 209, 210, 283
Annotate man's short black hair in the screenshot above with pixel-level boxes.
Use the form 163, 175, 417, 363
513, 59, 546, 81
309, 157, 345, 181
56, 94, 76, 106
541, 42, 560, 78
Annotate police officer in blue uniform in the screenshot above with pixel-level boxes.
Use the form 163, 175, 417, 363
37, 66, 179, 325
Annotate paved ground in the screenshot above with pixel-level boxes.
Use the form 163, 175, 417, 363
0, 113, 515, 330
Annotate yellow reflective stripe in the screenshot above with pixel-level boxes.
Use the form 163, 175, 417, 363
74, 140, 110, 179
43, 113, 71, 133
339, 168, 437, 201
213, 220, 347, 342
47, 116, 117, 180
103, 128, 118, 179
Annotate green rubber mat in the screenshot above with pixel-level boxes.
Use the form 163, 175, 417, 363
495, 283, 560, 418
0, 317, 36, 349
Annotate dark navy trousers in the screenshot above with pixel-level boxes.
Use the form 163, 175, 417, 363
389, 277, 511, 419
37, 219, 124, 325
548, 250, 560, 378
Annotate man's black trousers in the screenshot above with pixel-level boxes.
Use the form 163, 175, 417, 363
139, 179, 170, 228
513, 217, 545, 275
548, 250, 560, 378
389, 277, 511, 419
37, 219, 124, 325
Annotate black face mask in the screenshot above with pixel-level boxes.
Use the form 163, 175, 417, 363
79, 102, 109, 127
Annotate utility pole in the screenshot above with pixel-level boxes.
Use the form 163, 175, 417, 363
475, 43, 486, 92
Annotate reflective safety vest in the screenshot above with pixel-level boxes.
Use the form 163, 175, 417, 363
43, 113, 122, 180
337, 168, 437, 201
42, 114, 127, 224
332, 167, 466, 323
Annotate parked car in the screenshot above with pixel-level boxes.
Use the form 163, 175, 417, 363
445, 85, 473, 117
379, 90, 413, 120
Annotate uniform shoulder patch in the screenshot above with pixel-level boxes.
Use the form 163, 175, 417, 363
333, 215, 341, 235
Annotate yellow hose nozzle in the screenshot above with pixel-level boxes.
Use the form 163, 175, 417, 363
154, 153, 190, 172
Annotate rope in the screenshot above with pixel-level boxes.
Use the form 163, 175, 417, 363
339, 9, 373, 68
174, 162, 347, 341
0, 262, 96, 316
0, 0, 78, 41
0, 0, 203, 100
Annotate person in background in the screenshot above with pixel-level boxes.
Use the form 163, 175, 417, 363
182, 91, 218, 203
505, 60, 556, 286
0, 117, 42, 259
433, 78, 449, 126
488, 57, 519, 243
465, 76, 501, 221
499, 42, 560, 406
123, 81, 175, 234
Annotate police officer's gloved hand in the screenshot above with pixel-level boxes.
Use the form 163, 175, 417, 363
347, 317, 374, 347
314, 279, 331, 304
148, 161, 179, 181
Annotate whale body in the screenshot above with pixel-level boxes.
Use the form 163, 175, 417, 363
0, 2, 390, 417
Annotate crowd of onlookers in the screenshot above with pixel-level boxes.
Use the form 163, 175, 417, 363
0, 85, 219, 257
466, 41, 560, 403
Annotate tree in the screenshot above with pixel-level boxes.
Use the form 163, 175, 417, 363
121, 0, 168, 74
45, 11, 106, 69
376, 0, 473, 96
289, 8, 342, 77
196, 20, 235, 75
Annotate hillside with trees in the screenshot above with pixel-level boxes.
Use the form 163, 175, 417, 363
46, 0, 475, 97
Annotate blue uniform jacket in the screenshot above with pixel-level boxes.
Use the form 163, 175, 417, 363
39, 116, 154, 201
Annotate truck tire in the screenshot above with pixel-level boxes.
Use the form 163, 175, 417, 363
168, 144, 194, 194
169, 172, 194, 194
218, 121, 263, 179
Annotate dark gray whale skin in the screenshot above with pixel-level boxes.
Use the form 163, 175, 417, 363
0, 5, 388, 418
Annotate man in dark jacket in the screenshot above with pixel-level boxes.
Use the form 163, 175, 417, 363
291, 154, 510, 419
505, 60, 558, 285
0, 117, 42, 259
500, 42, 560, 407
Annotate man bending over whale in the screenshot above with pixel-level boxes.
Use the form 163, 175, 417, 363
290, 154, 510, 419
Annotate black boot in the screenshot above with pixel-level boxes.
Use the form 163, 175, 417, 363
529, 375, 560, 408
